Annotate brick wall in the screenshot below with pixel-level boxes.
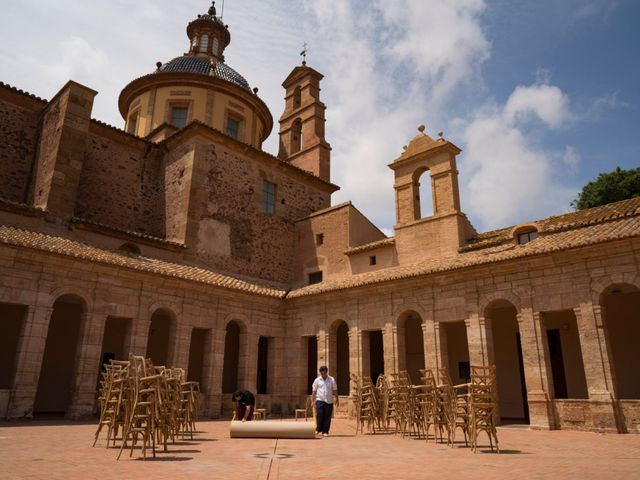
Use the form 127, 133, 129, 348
74, 128, 165, 237
0, 97, 40, 203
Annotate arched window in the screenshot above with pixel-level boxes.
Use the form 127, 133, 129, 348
211, 37, 220, 56
199, 34, 209, 53
514, 226, 539, 245
291, 119, 302, 154
118, 243, 141, 255
293, 86, 302, 109
413, 167, 433, 220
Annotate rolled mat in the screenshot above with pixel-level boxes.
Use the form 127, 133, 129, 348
229, 420, 316, 439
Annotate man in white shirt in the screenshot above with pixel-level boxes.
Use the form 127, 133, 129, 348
311, 365, 338, 437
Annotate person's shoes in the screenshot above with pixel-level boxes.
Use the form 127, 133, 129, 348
322, 433, 329, 437
315, 431, 322, 437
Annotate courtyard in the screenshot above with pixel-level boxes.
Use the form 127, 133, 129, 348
1, 418, 639, 479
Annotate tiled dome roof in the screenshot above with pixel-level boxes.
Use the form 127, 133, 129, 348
158, 56, 251, 91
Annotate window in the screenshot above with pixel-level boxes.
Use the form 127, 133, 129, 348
291, 119, 302, 153
308, 271, 323, 285
171, 107, 188, 128
293, 86, 301, 108
227, 116, 240, 140
211, 37, 220, 56
315, 233, 324, 246
262, 180, 277, 214
517, 230, 538, 245
127, 112, 138, 135
369, 255, 377, 266
199, 34, 209, 53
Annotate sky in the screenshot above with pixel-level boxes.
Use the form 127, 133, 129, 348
1, 0, 638, 234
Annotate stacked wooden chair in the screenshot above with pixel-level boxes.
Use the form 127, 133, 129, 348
468, 365, 499, 453
92, 354, 201, 460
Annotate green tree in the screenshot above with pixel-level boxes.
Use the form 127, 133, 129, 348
572, 166, 640, 210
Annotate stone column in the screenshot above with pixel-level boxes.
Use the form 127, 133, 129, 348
574, 304, 618, 432
517, 309, 553, 430
422, 319, 438, 372
126, 317, 150, 357
382, 323, 398, 376
361, 331, 371, 382
348, 328, 362, 396
204, 328, 225, 418
465, 314, 494, 367
316, 330, 328, 367
7, 306, 53, 419
67, 312, 106, 419
240, 332, 259, 391
168, 322, 191, 370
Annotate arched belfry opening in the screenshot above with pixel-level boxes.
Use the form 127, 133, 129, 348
487, 300, 529, 423
414, 168, 434, 220
146, 309, 174, 367
291, 118, 302, 154
34, 295, 85, 415
222, 320, 242, 393
397, 311, 425, 384
601, 283, 640, 399
329, 320, 350, 395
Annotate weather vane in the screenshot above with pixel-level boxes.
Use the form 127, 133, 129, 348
300, 42, 309, 65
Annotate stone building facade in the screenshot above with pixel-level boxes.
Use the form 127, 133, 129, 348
0, 3, 638, 433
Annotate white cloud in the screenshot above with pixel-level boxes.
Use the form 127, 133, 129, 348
561, 145, 581, 171
459, 83, 578, 230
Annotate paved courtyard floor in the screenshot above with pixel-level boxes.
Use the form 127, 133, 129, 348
1, 418, 639, 479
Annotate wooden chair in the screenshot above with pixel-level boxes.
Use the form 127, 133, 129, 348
295, 395, 313, 421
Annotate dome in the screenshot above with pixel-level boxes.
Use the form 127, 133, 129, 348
158, 56, 251, 91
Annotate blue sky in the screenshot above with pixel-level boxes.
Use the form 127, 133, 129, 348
1, 0, 638, 234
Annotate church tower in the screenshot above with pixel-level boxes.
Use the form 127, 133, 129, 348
278, 62, 331, 182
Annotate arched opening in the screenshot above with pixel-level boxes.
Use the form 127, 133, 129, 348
329, 321, 350, 395
601, 283, 640, 399
146, 309, 173, 367
293, 86, 301, 109
441, 321, 470, 384
34, 295, 85, 415
187, 328, 211, 387
291, 118, 302, 154
365, 330, 384, 385
398, 311, 424, 384
542, 310, 588, 399
222, 320, 241, 393
305, 336, 318, 394
487, 300, 529, 423
0, 303, 27, 389
414, 167, 433, 219
199, 34, 209, 53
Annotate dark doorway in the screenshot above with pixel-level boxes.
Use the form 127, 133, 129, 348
336, 322, 350, 395
222, 321, 241, 393
306, 336, 317, 394
257, 336, 269, 394
187, 328, 209, 384
442, 321, 470, 384
0, 303, 27, 389
100, 317, 129, 364
547, 329, 568, 399
369, 330, 384, 385
34, 296, 84, 414
146, 310, 172, 367
403, 315, 425, 384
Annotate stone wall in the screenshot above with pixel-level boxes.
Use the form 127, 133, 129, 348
74, 128, 165, 237
0, 95, 41, 204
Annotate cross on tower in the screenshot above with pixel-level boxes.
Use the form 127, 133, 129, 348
300, 43, 309, 65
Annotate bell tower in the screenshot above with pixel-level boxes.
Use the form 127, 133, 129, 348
278, 62, 331, 182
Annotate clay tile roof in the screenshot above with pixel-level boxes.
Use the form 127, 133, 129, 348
0, 226, 286, 298
345, 237, 395, 255
289, 198, 640, 298
159, 57, 251, 91
463, 196, 640, 251
0, 81, 48, 103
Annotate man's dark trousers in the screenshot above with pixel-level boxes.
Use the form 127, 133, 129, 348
316, 400, 334, 434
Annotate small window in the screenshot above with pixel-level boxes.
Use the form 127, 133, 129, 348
227, 116, 240, 139
199, 34, 209, 53
517, 230, 538, 245
211, 37, 220, 56
315, 233, 324, 246
127, 112, 138, 135
308, 271, 323, 285
171, 107, 188, 128
369, 255, 377, 266
118, 243, 141, 255
293, 86, 301, 108
262, 180, 277, 214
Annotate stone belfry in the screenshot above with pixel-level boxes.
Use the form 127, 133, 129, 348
277, 58, 332, 182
